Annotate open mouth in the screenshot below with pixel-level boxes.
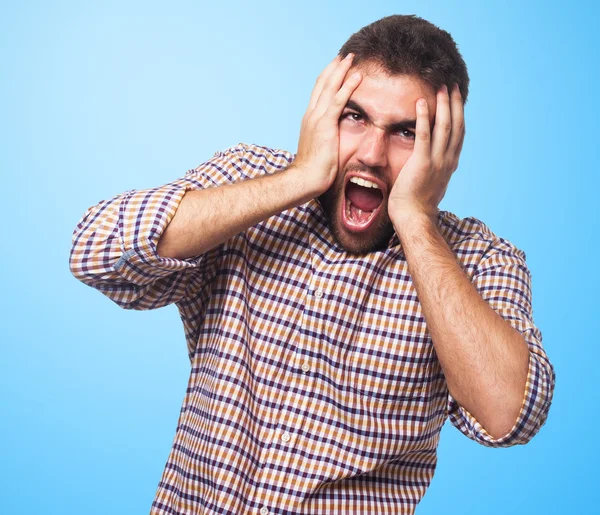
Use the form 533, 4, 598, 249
341, 175, 385, 233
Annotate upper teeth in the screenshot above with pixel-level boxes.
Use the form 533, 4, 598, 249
349, 177, 380, 189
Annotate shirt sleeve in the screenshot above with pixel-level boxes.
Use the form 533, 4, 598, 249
69, 143, 262, 310
447, 237, 556, 447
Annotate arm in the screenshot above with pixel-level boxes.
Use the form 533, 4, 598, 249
70, 54, 363, 310
69, 144, 299, 310
157, 54, 366, 261
398, 214, 528, 438
396, 214, 554, 442
388, 85, 554, 444
155, 162, 314, 260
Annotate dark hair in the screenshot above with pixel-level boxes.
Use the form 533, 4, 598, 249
339, 14, 469, 104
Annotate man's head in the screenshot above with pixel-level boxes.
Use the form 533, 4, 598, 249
317, 15, 469, 255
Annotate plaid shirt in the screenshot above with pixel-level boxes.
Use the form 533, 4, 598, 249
70, 143, 555, 515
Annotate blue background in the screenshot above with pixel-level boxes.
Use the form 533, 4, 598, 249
1, 1, 597, 513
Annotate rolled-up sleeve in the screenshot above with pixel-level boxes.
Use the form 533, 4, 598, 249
447, 238, 556, 447
69, 143, 253, 310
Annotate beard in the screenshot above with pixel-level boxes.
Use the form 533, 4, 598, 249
316, 163, 396, 256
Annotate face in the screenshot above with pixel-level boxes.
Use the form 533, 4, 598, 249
317, 67, 437, 255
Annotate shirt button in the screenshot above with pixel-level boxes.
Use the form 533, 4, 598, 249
301, 362, 311, 373
260, 507, 269, 515
281, 431, 291, 442
314, 288, 324, 299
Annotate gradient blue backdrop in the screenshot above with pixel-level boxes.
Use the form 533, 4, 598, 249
2, 1, 597, 513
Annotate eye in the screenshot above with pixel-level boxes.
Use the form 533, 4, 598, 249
340, 111, 363, 122
395, 128, 415, 139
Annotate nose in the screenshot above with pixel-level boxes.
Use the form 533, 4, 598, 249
355, 124, 388, 170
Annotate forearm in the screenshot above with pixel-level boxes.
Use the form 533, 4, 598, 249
393, 212, 530, 439
157, 164, 315, 259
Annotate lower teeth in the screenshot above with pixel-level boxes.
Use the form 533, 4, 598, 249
347, 201, 374, 224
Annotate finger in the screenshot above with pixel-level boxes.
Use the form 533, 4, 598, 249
431, 84, 451, 165
325, 71, 363, 120
413, 98, 431, 159
455, 120, 465, 164
313, 53, 355, 118
307, 56, 344, 113
447, 83, 465, 157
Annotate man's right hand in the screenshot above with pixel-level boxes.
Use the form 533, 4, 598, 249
155, 55, 363, 262
292, 53, 363, 196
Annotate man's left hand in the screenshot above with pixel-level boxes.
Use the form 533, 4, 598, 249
388, 83, 465, 225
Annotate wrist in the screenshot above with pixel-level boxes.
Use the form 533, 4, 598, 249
286, 163, 328, 201
390, 207, 439, 237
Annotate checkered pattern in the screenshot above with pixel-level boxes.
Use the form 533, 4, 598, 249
70, 143, 555, 514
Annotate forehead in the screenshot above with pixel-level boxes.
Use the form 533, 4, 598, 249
348, 66, 437, 121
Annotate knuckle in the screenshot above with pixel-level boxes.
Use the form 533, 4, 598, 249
445, 158, 458, 171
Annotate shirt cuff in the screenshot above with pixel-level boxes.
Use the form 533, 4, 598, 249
112, 182, 204, 286
447, 346, 555, 447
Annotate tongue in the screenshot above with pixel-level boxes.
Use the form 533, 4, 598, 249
345, 182, 383, 211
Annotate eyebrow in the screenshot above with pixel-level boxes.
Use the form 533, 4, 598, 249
344, 100, 417, 132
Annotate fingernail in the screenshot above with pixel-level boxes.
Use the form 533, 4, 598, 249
418, 98, 426, 106
345, 53, 354, 60
441, 84, 448, 94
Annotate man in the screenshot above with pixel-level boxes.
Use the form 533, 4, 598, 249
70, 14, 555, 515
